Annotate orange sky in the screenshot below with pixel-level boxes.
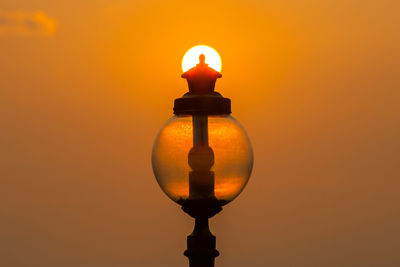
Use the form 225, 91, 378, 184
1, 0, 399, 266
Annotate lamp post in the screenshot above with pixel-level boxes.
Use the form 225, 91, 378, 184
152, 46, 253, 267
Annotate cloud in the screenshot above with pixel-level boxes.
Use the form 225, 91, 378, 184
0, 10, 56, 36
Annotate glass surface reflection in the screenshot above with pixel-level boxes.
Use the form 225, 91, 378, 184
152, 115, 253, 205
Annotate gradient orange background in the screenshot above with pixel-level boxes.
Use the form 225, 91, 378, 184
1, 0, 399, 266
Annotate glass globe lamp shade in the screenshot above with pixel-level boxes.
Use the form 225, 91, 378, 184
152, 114, 253, 205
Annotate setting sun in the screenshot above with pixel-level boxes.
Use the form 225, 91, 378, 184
182, 45, 222, 72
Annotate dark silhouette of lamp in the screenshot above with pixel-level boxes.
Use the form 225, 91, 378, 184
152, 53, 253, 267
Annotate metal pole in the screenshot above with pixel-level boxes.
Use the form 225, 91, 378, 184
183, 114, 220, 266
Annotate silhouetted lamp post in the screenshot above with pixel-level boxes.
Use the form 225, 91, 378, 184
152, 48, 253, 267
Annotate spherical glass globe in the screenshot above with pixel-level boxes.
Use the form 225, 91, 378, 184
152, 115, 253, 205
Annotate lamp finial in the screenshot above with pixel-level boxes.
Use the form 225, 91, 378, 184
199, 54, 206, 66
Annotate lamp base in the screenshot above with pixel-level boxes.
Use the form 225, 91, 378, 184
179, 198, 222, 267
184, 217, 220, 267
179, 197, 222, 218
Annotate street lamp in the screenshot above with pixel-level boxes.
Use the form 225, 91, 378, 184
152, 45, 253, 267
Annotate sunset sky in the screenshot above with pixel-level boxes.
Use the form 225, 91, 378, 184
1, 0, 399, 266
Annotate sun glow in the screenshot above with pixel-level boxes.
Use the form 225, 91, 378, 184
182, 45, 222, 72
